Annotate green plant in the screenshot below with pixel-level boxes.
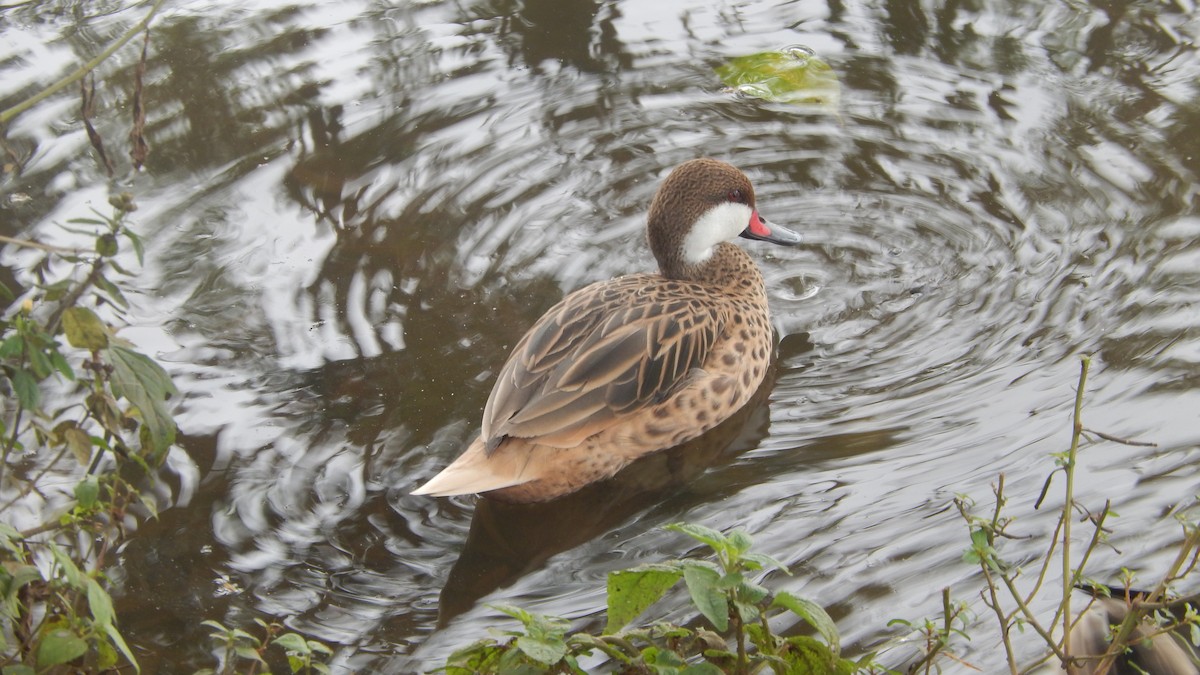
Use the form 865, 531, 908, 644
196, 619, 334, 675
0, 197, 175, 673
441, 522, 870, 674
952, 356, 1200, 675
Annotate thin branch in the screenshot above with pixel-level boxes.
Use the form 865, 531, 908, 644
0, 0, 167, 125
0, 235, 85, 255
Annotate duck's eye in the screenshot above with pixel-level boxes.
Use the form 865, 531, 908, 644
726, 189, 746, 203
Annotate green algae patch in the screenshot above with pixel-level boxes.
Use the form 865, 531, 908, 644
716, 46, 840, 109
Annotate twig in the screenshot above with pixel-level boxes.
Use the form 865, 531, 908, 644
1081, 428, 1157, 447
0, 0, 168, 125
1061, 356, 1091, 673
0, 234, 85, 255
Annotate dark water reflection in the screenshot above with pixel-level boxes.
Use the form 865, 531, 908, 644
2, 0, 1199, 672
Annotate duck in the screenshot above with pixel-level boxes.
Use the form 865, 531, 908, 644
412, 158, 801, 503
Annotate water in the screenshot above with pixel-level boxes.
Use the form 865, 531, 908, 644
2, 0, 1199, 672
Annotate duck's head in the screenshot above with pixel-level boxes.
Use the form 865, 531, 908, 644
647, 158, 801, 280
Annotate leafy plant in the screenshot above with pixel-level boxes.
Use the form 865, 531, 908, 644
441, 522, 869, 674
196, 619, 334, 675
949, 356, 1200, 675
0, 196, 181, 672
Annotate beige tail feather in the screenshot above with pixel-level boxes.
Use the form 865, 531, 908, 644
411, 439, 536, 497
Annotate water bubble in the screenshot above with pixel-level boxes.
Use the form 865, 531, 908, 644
784, 45, 815, 62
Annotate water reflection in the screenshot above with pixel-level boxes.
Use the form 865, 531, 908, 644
2, 0, 1199, 672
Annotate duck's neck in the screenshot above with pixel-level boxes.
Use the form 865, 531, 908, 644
662, 243, 764, 292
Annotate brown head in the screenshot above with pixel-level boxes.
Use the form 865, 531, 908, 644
646, 158, 800, 280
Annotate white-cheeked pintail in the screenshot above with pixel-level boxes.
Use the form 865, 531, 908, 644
412, 158, 800, 503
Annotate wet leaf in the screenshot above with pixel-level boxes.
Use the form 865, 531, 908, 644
96, 233, 118, 257
10, 367, 39, 409
273, 633, 310, 654
106, 344, 177, 455
682, 563, 728, 632
234, 645, 266, 662
726, 529, 753, 555
35, 627, 88, 667
122, 227, 145, 265
62, 306, 109, 350
779, 634, 843, 674
741, 551, 790, 574
97, 636, 118, 669
605, 563, 683, 634
772, 591, 840, 655
666, 522, 728, 553
715, 46, 841, 108
515, 634, 566, 666
75, 475, 100, 507
0, 334, 23, 358
94, 274, 128, 308
86, 576, 115, 627
50, 545, 85, 588
49, 349, 75, 380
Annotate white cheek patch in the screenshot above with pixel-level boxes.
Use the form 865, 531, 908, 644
681, 202, 753, 264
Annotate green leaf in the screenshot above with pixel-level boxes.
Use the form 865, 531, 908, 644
772, 591, 840, 656
741, 552, 790, 574
96, 233, 118, 257
96, 634, 118, 669
273, 632, 310, 654
8, 565, 43, 593
605, 563, 683, 634
3, 664, 37, 675
106, 345, 178, 456
86, 576, 115, 627
75, 475, 100, 508
736, 578, 769, 604
0, 334, 24, 358
515, 634, 567, 666
122, 227, 145, 266
65, 217, 108, 226
715, 46, 841, 108
65, 426, 93, 466
779, 634, 841, 674
10, 368, 39, 409
682, 564, 728, 632
234, 644, 266, 663
727, 529, 753, 555
35, 627, 88, 667
62, 306, 109, 350
94, 274, 129, 308
26, 346, 51, 378
665, 522, 728, 553
49, 349, 75, 380
49, 545, 84, 588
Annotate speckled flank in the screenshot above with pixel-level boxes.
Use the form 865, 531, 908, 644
412, 159, 799, 503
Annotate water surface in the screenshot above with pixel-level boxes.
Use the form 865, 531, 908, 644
2, 0, 1199, 671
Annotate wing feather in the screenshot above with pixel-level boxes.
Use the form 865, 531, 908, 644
482, 274, 722, 451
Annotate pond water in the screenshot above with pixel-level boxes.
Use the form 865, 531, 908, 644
2, 0, 1199, 672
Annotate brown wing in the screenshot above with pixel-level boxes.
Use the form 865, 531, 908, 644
481, 274, 723, 451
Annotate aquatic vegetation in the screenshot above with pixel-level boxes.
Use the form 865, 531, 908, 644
715, 46, 841, 109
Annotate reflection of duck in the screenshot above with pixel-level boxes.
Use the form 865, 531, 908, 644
412, 159, 801, 503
